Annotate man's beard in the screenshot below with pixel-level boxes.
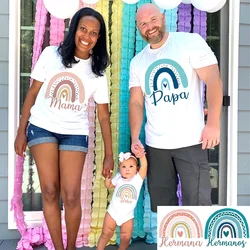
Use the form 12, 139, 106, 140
140, 22, 166, 44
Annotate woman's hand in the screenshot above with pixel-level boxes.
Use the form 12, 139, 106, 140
102, 155, 114, 179
14, 132, 27, 157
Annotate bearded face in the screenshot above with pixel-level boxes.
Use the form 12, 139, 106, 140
138, 16, 166, 45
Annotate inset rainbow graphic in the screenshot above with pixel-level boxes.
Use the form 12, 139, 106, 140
116, 184, 137, 200
145, 59, 188, 95
45, 72, 85, 103
205, 208, 250, 239
159, 209, 203, 239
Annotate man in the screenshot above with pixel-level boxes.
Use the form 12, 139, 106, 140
129, 3, 222, 212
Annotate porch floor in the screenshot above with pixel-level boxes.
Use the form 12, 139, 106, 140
0, 239, 157, 250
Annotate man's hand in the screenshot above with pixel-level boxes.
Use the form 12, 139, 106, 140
200, 124, 220, 149
102, 155, 114, 178
131, 139, 145, 158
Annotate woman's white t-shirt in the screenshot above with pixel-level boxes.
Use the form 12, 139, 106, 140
29, 46, 109, 135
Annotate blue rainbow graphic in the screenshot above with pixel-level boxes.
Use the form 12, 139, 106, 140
204, 208, 249, 239
116, 184, 137, 200
145, 59, 188, 95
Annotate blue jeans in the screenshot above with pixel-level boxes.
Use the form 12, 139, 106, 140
27, 123, 88, 152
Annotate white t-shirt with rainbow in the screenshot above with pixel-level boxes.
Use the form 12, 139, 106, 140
29, 46, 109, 135
129, 32, 218, 149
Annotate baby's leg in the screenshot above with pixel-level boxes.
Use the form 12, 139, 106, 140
119, 218, 134, 250
97, 212, 116, 250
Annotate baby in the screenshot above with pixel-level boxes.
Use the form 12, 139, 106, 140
97, 151, 147, 250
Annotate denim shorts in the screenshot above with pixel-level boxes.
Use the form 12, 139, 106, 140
27, 123, 88, 152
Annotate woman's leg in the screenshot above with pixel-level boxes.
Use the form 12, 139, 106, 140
119, 219, 133, 250
97, 212, 117, 250
31, 143, 63, 250
59, 151, 86, 250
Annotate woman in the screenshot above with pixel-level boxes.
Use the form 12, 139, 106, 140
14, 7, 114, 250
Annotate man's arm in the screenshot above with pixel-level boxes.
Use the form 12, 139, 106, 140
129, 87, 145, 157
195, 64, 223, 149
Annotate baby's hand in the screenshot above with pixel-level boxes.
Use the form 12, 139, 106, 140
106, 170, 113, 179
131, 139, 144, 158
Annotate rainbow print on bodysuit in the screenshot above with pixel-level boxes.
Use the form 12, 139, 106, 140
159, 209, 203, 239
116, 184, 137, 203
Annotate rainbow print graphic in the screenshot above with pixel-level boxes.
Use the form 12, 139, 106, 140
159, 209, 203, 239
145, 59, 188, 96
116, 184, 137, 201
205, 208, 250, 239
45, 72, 85, 104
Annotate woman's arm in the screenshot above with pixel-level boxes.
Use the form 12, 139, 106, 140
14, 80, 43, 156
97, 103, 114, 178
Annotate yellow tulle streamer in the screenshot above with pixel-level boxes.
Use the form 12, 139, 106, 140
88, 0, 117, 247
107, 0, 124, 225
110, 0, 123, 174
107, 2, 123, 235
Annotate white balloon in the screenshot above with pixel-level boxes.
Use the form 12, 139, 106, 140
182, 0, 192, 4
81, 0, 99, 3
153, 0, 182, 10
43, 0, 79, 19
207, 0, 227, 13
122, 0, 140, 4
191, 0, 226, 12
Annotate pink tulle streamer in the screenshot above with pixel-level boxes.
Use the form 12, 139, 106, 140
11, 1, 48, 249
76, 97, 96, 247
49, 16, 65, 46
11, 156, 46, 250
29, 0, 48, 86
11, 156, 27, 236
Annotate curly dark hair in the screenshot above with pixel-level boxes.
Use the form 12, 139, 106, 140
58, 7, 109, 76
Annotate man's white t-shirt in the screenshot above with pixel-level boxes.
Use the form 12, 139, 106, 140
29, 46, 109, 135
129, 32, 218, 149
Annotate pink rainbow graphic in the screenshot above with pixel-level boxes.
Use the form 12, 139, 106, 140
45, 72, 85, 103
159, 209, 203, 239
116, 184, 137, 200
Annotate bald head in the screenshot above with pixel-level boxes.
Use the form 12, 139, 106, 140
136, 3, 162, 23
136, 3, 168, 49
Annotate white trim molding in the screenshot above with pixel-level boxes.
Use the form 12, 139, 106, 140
8, 0, 21, 229
227, 0, 240, 206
